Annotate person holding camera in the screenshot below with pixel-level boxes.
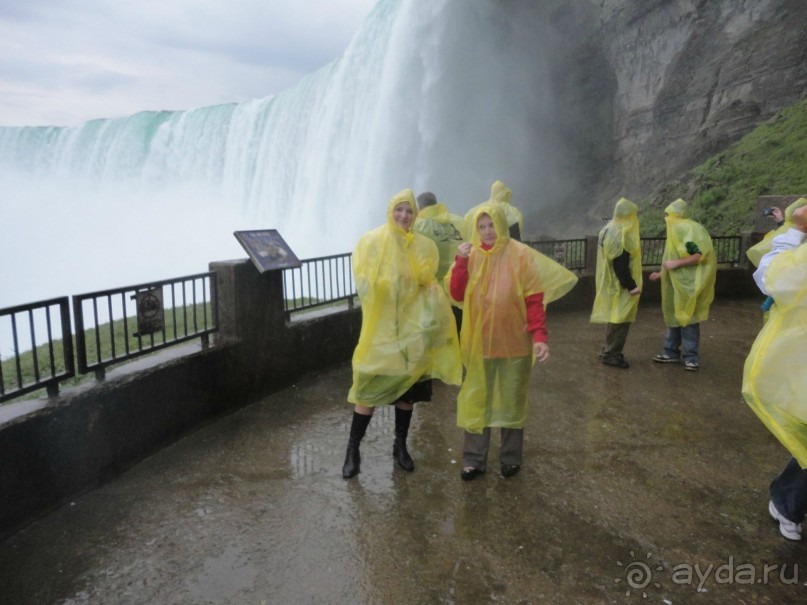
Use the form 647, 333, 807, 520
747, 198, 807, 267
743, 204, 807, 540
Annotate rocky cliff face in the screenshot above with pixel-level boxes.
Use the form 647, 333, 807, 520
534, 0, 807, 233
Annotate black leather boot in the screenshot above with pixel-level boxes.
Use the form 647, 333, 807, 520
342, 411, 371, 479
393, 407, 414, 472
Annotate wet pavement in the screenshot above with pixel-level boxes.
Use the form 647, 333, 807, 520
0, 299, 805, 605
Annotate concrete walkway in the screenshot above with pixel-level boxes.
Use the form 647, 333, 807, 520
0, 299, 804, 605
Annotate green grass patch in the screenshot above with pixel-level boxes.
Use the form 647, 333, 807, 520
638, 99, 807, 235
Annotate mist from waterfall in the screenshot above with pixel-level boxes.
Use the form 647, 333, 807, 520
0, 0, 562, 309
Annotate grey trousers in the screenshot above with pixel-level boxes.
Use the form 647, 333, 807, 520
462, 427, 524, 470
601, 322, 631, 360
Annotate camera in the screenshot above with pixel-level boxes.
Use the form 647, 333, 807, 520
761, 207, 776, 217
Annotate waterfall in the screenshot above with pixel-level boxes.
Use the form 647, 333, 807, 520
0, 0, 561, 308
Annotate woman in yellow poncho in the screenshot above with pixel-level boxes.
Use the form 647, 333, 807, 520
743, 204, 807, 541
448, 203, 577, 480
648, 199, 716, 371
341, 189, 462, 479
590, 198, 643, 368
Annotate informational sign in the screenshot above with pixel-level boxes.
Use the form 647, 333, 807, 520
134, 287, 164, 337
233, 229, 302, 273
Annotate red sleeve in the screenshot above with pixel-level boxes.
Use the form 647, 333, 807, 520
449, 255, 469, 302
525, 292, 546, 343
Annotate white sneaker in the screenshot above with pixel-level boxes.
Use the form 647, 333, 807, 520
769, 500, 802, 541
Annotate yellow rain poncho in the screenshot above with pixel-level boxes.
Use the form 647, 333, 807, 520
591, 198, 643, 324
746, 198, 807, 267
742, 242, 807, 466
660, 199, 716, 327
464, 180, 524, 241
413, 202, 466, 282
348, 189, 462, 407
449, 204, 578, 433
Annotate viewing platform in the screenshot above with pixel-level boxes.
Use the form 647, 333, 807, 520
1, 297, 800, 605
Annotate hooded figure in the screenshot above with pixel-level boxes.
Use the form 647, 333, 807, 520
590, 198, 643, 368
413, 194, 467, 283
342, 189, 462, 479
659, 199, 716, 327
649, 199, 716, 370
744, 242, 807, 465
743, 204, 807, 541
448, 203, 577, 479
747, 197, 807, 267
464, 180, 525, 241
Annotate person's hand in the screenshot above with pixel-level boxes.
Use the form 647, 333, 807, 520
457, 242, 472, 258
662, 259, 678, 271
648, 271, 662, 282
792, 205, 807, 233
772, 206, 784, 223
533, 341, 549, 363
629, 287, 641, 296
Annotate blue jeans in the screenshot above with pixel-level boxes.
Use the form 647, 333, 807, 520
771, 457, 807, 523
661, 323, 700, 364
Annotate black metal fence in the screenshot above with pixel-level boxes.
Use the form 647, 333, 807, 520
0, 234, 747, 405
282, 253, 355, 315
641, 236, 742, 265
73, 272, 217, 379
524, 239, 588, 270
0, 297, 75, 403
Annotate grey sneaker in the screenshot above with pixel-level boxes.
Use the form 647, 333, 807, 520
769, 500, 802, 541
652, 353, 679, 363
684, 361, 699, 371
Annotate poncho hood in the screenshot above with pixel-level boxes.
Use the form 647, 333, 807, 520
386, 189, 418, 233
664, 198, 690, 219
468, 202, 510, 253
613, 197, 638, 220
489, 180, 513, 205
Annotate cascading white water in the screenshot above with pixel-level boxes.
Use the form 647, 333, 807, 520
0, 0, 561, 309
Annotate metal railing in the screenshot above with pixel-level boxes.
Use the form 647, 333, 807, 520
0, 297, 75, 402
524, 239, 588, 271
641, 236, 742, 265
282, 253, 355, 315
712, 236, 743, 265
73, 272, 217, 379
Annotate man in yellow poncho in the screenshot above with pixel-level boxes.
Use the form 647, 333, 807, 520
413, 192, 467, 282
746, 197, 807, 267
447, 203, 577, 480
414, 191, 467, 333
590, 198, 643, 369
464, 180, 525, 242
342, 189, 462, 479
648, 199, 716, 371
743, 204, 807, 541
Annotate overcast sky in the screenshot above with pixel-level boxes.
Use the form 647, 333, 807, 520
0, 0, 377, 127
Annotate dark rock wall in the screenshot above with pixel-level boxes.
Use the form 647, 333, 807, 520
532, 0, 807, 233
